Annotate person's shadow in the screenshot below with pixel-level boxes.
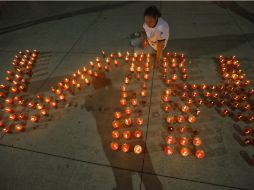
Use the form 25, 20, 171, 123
84, 71, 163, 190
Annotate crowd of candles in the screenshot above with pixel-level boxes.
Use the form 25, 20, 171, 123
159, 52, 205, 159
0, 50, 253, 161
110, 52, 151, 154
0, 50, 39, 133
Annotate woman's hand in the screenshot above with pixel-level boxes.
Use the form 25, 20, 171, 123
143, 39, 149, 48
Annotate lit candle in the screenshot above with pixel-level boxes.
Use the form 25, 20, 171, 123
163, 95, 170, 102
140, 89, 147, 97
111, 142, 119, 151
179, 137, 188, 146
134, 145, 143, 154
112, 130, 120, 139
124, 118, 132, 126
15, 124, 24, 132
131, 98, 138, 106
136, 117, 143, 126
181, 105, 189, 113
165, 135, 174, 144
120, 98, 127, 106
30, 115, 39, 123
177, 115, 185, 123
195, 150, 205, 159
121, 143, 130, 153
114, 111, 122, 119
193, 137, 202, 146
125, 107, 132, 115
188, 115, 196, 123
123, 130, 131, 139
134, 130, 142, 138
112, 120, 120, 129
164, 146, 174, 155
9, 114, 17, 121
166, 116, 174, 124
180, 147, 190, 157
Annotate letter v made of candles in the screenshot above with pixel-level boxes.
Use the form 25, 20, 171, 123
0, 50, 253, 162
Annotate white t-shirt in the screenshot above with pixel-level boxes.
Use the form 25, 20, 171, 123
143, 17, 169, 51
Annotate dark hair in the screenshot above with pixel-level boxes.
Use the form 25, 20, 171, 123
144, 6, 161, 18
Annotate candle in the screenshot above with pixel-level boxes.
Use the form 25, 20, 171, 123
5, 98, 14, 105
111, 142, 119, 151
166, 116, 174, 124
134, 130, 142, 138
131, 98, 138, 106
9, 114, 17, 121
123, 130, 131, 139
134, 145, 143, 154
112, 130, 120, 139
136, 117, 143, 126
2, 127, 10, 133
125, 107, 132, 115
114, 111, 122, 119
122, 143, 130, 153
164, 146, 174, 155
165, 136, 174, 144
112, 120, 120, 129
15, 124, 24, 132
181, 105, 189, 113
163, 95, 170, 102
30, 115, 39, 123
51, 101, 57, 108
177, 115, 185, 123
5, 107, 14, 113
171, 74, 177, 81
188, 115, 196, 123
193, 137, 202, 146
163, 105, 171, 112
140, 89, 147, 97
195, 150, 205, 159
41, 109, 48, 116
18, 113, 26, 120
179, 137, 188, 146
124, 118, 132, 126
120, 98, 127, 106
180, 147, 190, 157
121, 92, 128, 98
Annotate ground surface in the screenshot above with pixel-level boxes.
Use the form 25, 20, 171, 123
0, 1, 254, 190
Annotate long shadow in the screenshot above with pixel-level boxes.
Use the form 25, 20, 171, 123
0, 1, 135, 35
84, 72, 163, 190
214, 1, 254, 23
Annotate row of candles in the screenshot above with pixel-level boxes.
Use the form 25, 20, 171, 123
0, 50, 39, 133
110, 52, 152, 154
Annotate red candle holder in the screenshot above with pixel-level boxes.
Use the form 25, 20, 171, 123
112, 120, 120, 129
180, 147, 189, 157
165, 135, 174, 144
121, 143, 130, 153
193, 137, 202, 146
166, 116, 174, 124
123, 130, 131, 139
134, 145, 142, 154
112, 130, 120, 139
134, 130, 142, 138
195, 150, 205, 159
136, 117, 143, 126
179, 137, 188, 146
114, 112, 122, 119
164, 146, 174, 155
111, 142, 119, 151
